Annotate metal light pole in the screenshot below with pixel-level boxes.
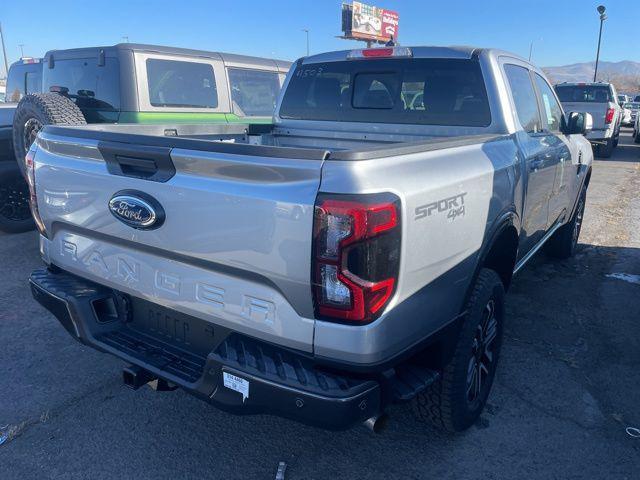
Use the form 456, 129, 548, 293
0, 23, 8, 77
593, 5, 607, 82
302, 29, 309, 56
528, 41, 534, 61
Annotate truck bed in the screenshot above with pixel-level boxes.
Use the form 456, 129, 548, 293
43, 122, 503, 161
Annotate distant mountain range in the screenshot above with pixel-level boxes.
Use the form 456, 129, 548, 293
543, 61, 640, 93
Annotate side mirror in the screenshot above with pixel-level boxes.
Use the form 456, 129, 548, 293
564, 112, 592, 135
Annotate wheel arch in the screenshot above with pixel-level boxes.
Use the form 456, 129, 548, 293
475, 210, 520, 292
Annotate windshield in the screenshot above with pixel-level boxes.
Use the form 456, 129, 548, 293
623, 102, 640, 109
279, 58, 492, 127
555, 85, 612, 103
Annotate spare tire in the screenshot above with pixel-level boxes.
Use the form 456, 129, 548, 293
12, 93, 86, 177
0, 161, 34, 233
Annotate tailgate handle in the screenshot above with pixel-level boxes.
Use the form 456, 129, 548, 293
98, 141, 175, 183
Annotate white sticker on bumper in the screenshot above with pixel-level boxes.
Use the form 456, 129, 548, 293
223, 372, 250, 403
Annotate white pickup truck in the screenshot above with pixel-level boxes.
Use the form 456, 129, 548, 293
28, 46, 593, 433
554, 82, 622, 158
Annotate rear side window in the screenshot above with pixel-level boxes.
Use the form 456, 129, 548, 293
279, 58, 491, 126
228, 68, 281, 116
534, 74, 563, 132
504, 64, 540, 133
146, 59, 217, 108
555, 85, 612, 103
43, 57, 120, 111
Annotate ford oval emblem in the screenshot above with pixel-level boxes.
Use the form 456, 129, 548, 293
108, 190, 165, 230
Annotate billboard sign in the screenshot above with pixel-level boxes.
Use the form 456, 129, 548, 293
341, 2, 399, 44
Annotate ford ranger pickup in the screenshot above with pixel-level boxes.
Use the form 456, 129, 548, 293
27, 46, 593, 433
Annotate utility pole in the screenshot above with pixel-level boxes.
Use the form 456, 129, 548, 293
528, 42, 533, 61
594, 5, 607, 82
18, 43, 24, 57
302, 29, 309, 56
0, 23, 8, 78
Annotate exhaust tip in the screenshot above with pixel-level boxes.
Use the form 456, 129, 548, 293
363, 413, 389, 434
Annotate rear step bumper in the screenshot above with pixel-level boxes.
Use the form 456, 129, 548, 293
30, 268, 385, 430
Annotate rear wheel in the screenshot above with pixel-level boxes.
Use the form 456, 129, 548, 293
596, 137, 614, 158
545, 186, 586, 259
0, 162, 34, 233
412, 269, 504, 432
634, 128, 640, 144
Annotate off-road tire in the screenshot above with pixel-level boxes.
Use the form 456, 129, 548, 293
12, 93, 86, 177
545, 186, 586, 259
412, 269, 505, 432
596, 137, 614, 158
0, 162, 34, 233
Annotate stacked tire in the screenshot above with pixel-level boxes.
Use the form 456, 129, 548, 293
0, 94, 85, 233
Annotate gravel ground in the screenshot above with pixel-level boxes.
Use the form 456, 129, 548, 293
0, 131, 639, 479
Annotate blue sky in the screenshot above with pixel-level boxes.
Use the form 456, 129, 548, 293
2, 0, 638, 76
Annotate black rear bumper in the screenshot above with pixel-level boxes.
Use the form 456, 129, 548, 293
30, 268, 382, 430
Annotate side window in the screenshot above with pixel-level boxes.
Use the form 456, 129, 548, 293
534, 74, 563, 132
228, 68, 281, 117
146, 59, 217, 108
504, 64, 540, 133
25, 71, 41, 94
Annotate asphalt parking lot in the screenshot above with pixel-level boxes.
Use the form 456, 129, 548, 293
1, 130, 639, 479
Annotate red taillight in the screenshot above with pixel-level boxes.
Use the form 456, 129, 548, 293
605, 108, 615, 124
312, 193, 401, 324
25, 147, 46, 236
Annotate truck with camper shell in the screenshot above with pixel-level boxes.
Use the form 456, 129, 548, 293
27, 45, 593, 433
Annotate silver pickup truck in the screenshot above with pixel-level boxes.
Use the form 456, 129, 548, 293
28, 46, 593, 433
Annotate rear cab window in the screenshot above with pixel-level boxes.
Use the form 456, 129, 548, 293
279, 58, 491, 126
146, 59, 218, 108
555, 85, 612, 103
228, 68, 281, 117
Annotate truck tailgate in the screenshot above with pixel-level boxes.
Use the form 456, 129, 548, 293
561, 102, 609, 130
34, 130, 326, 352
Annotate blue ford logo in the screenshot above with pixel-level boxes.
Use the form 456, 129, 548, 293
108, 190, 165, 230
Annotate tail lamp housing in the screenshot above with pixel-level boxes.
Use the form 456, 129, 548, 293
25, 146, 46, 236
605, 108, 615, 124
312, 193, 401, 324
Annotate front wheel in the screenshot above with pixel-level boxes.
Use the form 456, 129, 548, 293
412, 269, 505, 432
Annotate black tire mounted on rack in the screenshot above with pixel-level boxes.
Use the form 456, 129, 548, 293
12, 93, 87, 177
0, 93, 86, 234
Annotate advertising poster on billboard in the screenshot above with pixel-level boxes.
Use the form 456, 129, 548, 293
343, 1, 399, 43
